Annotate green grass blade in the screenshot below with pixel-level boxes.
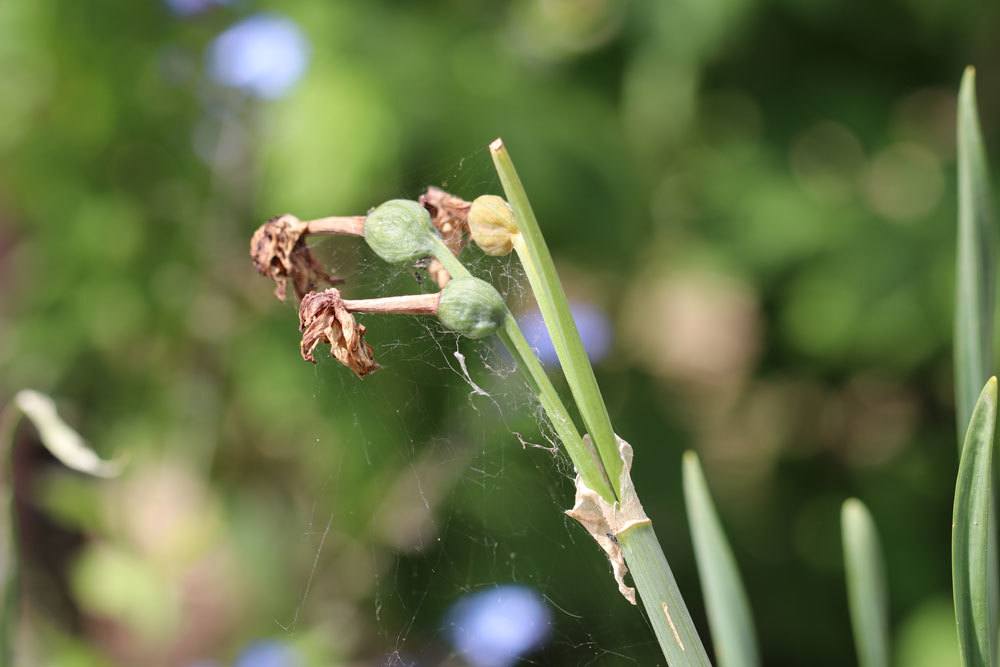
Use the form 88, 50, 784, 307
683, 452, 760, 667
953, 67, 999, 667
842, 498, 891, 667
955, 66, 996, 437
952, 376, 999, 667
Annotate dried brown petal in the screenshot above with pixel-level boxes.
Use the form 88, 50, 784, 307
419, 187, 472, 288
298, 289, 379, 378
419, 187, 471, 255
250, 214, 341, 301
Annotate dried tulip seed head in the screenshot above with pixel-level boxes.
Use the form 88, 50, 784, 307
364, 199, 436, 264
468, 195, 518, 256
437, 276, 506, 339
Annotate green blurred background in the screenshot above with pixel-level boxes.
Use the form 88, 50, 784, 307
2, 0, 999, 665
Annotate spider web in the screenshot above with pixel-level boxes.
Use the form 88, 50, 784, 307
279, 148, 663, 666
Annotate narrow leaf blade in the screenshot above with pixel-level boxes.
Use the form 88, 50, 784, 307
683, 452, 760, 667
952, 376, 999, 667
955, 65, 995, 437
842, 498, 891, 667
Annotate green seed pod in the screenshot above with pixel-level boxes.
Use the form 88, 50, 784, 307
468, 195, 518, 256
364, 199, 436, 264
437, 277, 506, 339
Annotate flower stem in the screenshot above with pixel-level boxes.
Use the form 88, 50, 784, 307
496, 320, 614, 502
427, 237, 615, 502
489, 138, 623, 495
619, 522, 713, 666
487, 139, 711, 665
306, 215, 366, 236
342, 293, 440, 315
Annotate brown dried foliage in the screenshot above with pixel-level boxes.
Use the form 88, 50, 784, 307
250, 214, 341, 301
299, 289, 379, 378
420, 186, 471, 253
420, 187, 471, 287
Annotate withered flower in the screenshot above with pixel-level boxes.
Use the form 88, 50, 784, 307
250, 214, 340, 301
420, 187, 472, 288
420, 186, 471, 252
299, 289, 379, 378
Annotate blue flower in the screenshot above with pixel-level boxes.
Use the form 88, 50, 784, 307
445, 585, 552, 667
207, 14, 310, 100
234, 640, 301, 667
165, 0, 230, 17
518, 302, 612, 367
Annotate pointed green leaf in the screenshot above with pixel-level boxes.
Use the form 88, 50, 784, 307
952, 377, 999, 667
842, 498, 891, 667
955, 66, 995, 437
683, 452, 760, 667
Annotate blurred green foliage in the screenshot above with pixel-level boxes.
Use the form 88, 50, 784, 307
1, 0, 999, 665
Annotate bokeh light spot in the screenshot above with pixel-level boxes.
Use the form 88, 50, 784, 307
518, 302, 612, 367
207, 14, 309, 100
445, 584, 552, 667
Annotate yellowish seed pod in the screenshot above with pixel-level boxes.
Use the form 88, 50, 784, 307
469, 195, 518, 256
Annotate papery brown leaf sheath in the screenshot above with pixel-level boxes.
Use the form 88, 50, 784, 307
250, 214, 341, 301
299, 289, 379, 378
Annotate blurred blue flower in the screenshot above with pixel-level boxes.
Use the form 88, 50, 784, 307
165, 0, 231, 18
234, 640, 301, 667
518, 302, 612, 367
445, 584, 552, 667
207, 14, 309, 100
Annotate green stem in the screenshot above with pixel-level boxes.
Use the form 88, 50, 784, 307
489, 139, 623, 495
428, 237, 615, 501
497, 320, 614, 502
0, 402, 20, 664
486, 141, 712, 665
427, 237, 470, 281
619, 522, 713, 666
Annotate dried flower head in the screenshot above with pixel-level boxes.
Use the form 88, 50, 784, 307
420, 187, 472, 288
299, 289, 379, 377
250, 214, 340, 301
420, 187, 471, 254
